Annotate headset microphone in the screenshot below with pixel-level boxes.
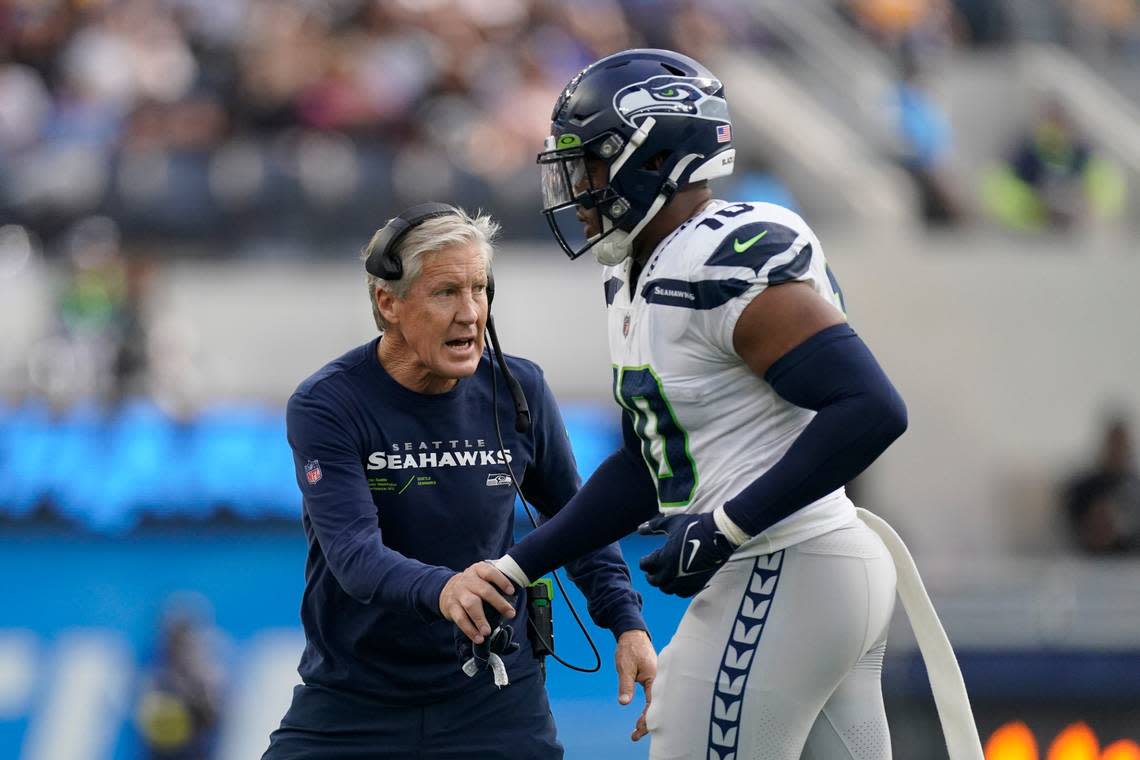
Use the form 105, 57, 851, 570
486, 273, 531, 434
486, 319, 531, 434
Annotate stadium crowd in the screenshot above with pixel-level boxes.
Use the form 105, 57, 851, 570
2, 0, 1133, 249
0, 0, 764, 245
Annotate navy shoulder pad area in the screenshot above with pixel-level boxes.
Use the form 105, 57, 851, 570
704, 221, 801, 273
604, 276, 624, 306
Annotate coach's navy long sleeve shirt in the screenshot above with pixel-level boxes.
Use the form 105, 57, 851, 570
286, 338, 644, 703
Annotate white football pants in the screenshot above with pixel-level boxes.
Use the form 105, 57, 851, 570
645, 520, 897, 760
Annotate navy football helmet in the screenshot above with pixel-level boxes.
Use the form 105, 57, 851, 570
537, 49, 736, 264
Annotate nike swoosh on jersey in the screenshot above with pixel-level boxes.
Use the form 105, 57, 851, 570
733, 230, 768, 253
705, 221, 798, 269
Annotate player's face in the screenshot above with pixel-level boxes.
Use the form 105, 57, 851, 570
388, 243, 488, 389
573, 158, 610, 239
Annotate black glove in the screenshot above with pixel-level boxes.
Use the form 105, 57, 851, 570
638, 512, 736, 597
455, 603, 520, 688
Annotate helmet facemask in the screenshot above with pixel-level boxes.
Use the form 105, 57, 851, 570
538, 133, 634, 264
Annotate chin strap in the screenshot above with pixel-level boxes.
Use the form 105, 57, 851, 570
591, 152, 701, 266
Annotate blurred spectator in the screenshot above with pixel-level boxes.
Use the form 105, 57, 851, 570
846, 0, 935, 43
110, 254, 154, 401
886, 45, 967, 225
1063, 0, 1140, 61
30, 217, 154, 405
841, 0, 960, 54
664, 0, 758, 63
135, 596, 225, 760
839, 0, 1022, 50
1062, 415, 1140, 554
948, 0, 1013, 45
982, 99, 1127, 232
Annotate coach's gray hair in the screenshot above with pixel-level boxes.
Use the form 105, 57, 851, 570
362, 207, 499, 331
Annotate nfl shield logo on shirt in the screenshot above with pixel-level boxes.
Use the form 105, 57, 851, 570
622, 313, 631, 337
305, 459, 322, 485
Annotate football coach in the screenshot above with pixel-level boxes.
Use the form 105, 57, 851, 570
262, 204, 655, 759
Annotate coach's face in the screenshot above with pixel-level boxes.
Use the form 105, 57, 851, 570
378, 242, 489, 393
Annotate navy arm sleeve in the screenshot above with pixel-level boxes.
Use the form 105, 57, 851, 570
519, 375, 649, 637
287, 392, 454, 620
722, 323, 908, 537
511, 408, 660, 590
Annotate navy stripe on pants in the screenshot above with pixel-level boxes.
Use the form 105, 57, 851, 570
707, 551, 784, 760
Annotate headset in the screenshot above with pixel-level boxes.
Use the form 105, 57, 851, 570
367, 203, 601, 674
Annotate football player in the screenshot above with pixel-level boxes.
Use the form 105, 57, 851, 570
485, 49, 982, 759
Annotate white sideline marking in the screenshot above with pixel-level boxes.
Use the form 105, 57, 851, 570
0, 630, 37, 718
22, 631, 133, 760
215, 629, 304, 760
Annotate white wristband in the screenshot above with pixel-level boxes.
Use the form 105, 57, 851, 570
487, 555, 530, 588
713, 505, 752, 547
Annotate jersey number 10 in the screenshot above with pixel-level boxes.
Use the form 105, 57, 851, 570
613, 366, 699, 508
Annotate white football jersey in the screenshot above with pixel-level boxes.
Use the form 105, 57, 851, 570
604, 199, 857, 558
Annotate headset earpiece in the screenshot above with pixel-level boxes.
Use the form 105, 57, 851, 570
365, 201, 457, 280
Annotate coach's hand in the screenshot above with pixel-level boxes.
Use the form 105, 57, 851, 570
615, 629, 655, 741
638, 512, 736, 597
440, 562, 516, 645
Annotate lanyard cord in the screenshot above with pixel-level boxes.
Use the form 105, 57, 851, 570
486, 332, 601, 674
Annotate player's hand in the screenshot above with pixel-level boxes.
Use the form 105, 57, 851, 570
638, 512, 736, 597
439, 562, 516, 644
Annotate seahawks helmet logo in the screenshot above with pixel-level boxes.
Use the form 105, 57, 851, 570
613, 75, 729, 127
